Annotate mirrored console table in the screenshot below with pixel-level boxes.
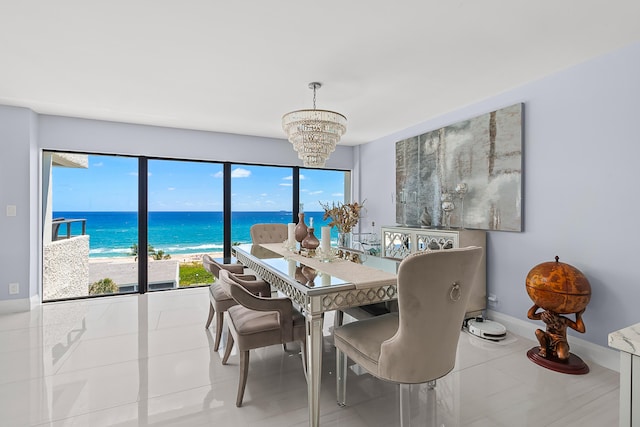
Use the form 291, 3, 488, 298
380, 225, 487, 316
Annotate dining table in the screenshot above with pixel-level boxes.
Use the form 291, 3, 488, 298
232, 243, 398, 427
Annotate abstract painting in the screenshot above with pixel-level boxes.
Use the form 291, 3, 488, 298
396, 103, 523, 232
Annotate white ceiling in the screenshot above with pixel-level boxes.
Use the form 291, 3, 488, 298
1, 1, 639, 145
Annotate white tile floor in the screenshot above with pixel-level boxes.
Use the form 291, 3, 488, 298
0, 287, 619, 426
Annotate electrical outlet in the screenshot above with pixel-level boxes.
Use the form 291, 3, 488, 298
487, 294, 498, 303
9, 283, 19, 295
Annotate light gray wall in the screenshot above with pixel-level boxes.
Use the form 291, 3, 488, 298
360, 41, 640, 347
38, 115, 354, 169
0, 105, 39, 307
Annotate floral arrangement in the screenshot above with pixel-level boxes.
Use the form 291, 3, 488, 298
319, 200, 365, 233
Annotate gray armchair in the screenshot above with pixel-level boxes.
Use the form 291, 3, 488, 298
249, 223, 288, 244
334, 247, 483, 425
203, 254, 270, 351
218, 269, 307, 407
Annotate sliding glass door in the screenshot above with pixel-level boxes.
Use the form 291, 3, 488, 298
229, 164, 294, 244
300, 168, 351, 241
43, 152, 139, 301
147, 159, 223, 291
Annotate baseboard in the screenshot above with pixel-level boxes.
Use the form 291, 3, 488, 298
0, 296, 32, 314
487, 310, 620, 372
30, 293, 40, 310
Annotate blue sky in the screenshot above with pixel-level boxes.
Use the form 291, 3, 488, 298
52, 154, 346, 212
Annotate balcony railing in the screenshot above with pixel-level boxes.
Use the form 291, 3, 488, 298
52, 218, 87, 241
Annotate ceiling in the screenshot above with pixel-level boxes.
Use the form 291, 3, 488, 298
1, 1, 640, 145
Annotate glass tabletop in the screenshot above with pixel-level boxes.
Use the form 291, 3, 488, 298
235, 244, 398, 290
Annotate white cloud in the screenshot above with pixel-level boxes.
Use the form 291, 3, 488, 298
309, 190, 323, 195
283, 174, 304, 181
260, 193, 268, 197
332, 192, 344, 197
168, 187, 175, 191
212, 169, 251, 178
280, 183, 292, 187
231, 168, 251, 178
93, 162, 103, 167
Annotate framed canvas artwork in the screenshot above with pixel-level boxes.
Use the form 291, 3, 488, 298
396, 103, 523, 232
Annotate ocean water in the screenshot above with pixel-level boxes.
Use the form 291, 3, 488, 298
53, 211, 334, 258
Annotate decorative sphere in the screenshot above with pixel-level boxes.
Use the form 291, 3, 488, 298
525, 256, 591, 314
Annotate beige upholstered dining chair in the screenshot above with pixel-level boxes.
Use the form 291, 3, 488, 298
203, 254, 271, 351
333, 246, 483, 426
249, 223, 288, 244
218, 269, 307, 407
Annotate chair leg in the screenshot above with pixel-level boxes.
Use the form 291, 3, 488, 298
236, 350, 250, 407
399, 384, 411, 427
426, 383, 437, 427
334, 310, 344, 329
222, 331, 234, 365
205, 303, 214, 329
336, 347, 347, 407
214, 311, 224, 351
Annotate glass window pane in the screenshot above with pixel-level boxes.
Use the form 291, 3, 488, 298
147, 159, 224, 290
230, 165, 294, 244
300, 168, 350, 243
43, 152, 138, 300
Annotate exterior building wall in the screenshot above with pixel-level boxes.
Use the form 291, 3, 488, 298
43, 235, 89, 300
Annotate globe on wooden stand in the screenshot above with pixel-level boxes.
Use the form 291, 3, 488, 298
525, 256, 591, 374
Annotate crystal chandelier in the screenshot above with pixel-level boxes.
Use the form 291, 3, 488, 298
282, 82, 347, 168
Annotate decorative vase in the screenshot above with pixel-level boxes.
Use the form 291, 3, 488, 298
337, 231, 351, 249
294, 266, 306, 284
301, 265, 317, 286
302, 227, 320, 252
294, 213, 308, 245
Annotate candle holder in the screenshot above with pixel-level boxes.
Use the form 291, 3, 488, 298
441, 191, 455, 229
455, 183, 468, 228
316, 246, 335, 262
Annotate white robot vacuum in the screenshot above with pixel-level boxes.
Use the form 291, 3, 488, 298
465, 317, 507, 341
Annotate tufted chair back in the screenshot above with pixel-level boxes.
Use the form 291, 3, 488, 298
378, 246, 483, 382
333, 246, 484, 422
250, 223, 288, 244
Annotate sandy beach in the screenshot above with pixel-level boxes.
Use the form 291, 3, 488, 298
89, 252, 224, 265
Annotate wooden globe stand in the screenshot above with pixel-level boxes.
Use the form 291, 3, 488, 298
525, 256, 592, 376
526, 347, 589, 375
